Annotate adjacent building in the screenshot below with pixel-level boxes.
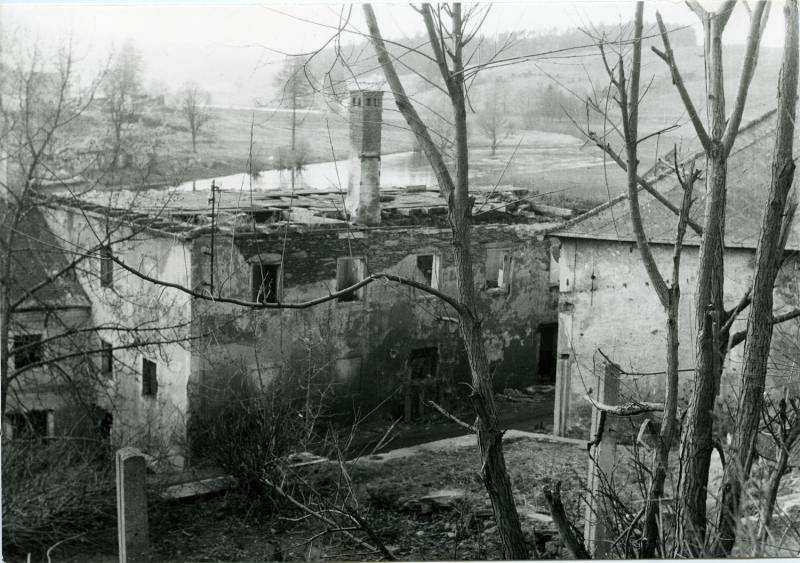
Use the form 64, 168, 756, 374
548, 110, 800, 435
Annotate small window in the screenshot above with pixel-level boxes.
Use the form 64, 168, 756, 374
100, 245, 114, 287
7, 410, 50, 440
337, 257, 366, 302
365, 98, 371, 106
100, 339, 113, 379
416, 254, 440, 289
408, 347, 438, 380
13, 334, 43, 369
252, 263, 281, 303
142, 358, 158, 397
485, 248, 513, 291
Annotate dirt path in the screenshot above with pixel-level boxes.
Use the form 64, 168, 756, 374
350, 398, 554, 457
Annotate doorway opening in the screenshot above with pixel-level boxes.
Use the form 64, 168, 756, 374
537, 323, 558, 384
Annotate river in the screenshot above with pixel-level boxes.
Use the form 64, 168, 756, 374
176, 130, 625, 202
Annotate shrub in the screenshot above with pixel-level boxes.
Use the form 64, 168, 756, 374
187, 369, 331, 495
2, 437, 116, 556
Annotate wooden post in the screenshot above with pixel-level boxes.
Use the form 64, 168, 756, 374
117, 447, 149, 563
584, 361, 620, 558
554, 354, 572, 436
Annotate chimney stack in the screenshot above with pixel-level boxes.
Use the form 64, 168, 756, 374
347, 89, 384, 226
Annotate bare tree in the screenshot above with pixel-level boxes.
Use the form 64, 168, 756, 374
103, 39, 143, 168
0, 41, 189, 430
650, 2, 782, 552
547, 0, 799, 556
714, 0, 799, 553
361, 4, 530, 558
477, 87, 513, 157
179, 82, 211, 153
272, 57, 314, 190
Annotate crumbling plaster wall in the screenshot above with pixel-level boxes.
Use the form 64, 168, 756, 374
6, 306, 96, 435
42, 207, 193, 460
190, 222, 557, 418
553, 236, 800, 434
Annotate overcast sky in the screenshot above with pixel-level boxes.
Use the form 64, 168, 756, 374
5, 2, 788, 50
1, 2, 790, 104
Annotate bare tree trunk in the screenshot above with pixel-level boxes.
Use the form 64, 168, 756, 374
0, 285, 8, 416
652, 4, 768, 551
714, 1, 798, 554
759, 445, 790, 542
362, 4, 529, 558
679, 154, 727, 554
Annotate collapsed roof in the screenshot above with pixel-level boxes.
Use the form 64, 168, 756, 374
40, 183, 572, 240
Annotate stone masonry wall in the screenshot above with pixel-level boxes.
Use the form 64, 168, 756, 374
189, 222, 557, 420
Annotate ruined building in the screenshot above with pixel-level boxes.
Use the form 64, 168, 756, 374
548, 110, 800, 435
30, 88, 563, 463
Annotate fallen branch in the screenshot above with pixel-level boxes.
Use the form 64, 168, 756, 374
263, 477, 395, 560
426, 400, 476, 433
583, 396, 665, 416
543, 481, 591, 560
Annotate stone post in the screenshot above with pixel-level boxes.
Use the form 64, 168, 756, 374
584, 360, 620, 558
116, 447, 149, 563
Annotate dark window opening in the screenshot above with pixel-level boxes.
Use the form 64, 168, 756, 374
416, 254, 435, 287
13, 334, 43, 369
537, 323, 558, 384
98, 410, 113, 440
408, 347, 438, 380
100, 245, 114, 287
142, 358, 158, 397
252, 263, 280, 303
337, 257, 365, 302
100, 339, 113, 378
7, 410, 49, 440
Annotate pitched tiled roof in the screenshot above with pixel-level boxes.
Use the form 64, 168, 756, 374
1, 204, 91, 310
550, 110, 798, 250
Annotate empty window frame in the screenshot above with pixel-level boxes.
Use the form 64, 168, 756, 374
251, 263, 281, 303
337, 257, 366, 302
13, 334, 43, 369
100, 245, 114, 287
142, 358, 158, 397
415, 254, 440, 289
100, 339, 113, 379
6, 410, 51, 440
485, 248, 513, 290
408, 347, 438, 380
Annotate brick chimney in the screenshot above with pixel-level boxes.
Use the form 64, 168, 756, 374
347, 89, 384, 226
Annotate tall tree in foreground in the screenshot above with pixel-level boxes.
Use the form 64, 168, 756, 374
552, 0, 800, 556
594, 4, 697, 556
651, 1, 769, 552
362, 4, 529, 558
714, 0, 799, 554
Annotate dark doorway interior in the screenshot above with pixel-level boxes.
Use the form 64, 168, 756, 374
537, 323, 558, 384
409, 347, 438, 380
405, 347, 439, 421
